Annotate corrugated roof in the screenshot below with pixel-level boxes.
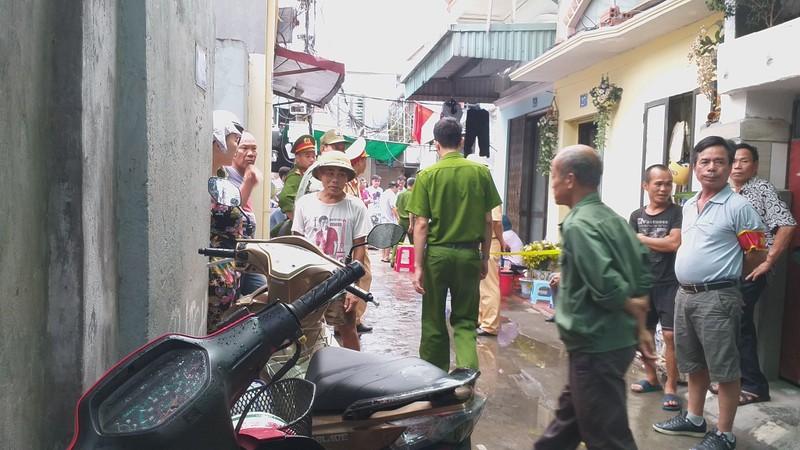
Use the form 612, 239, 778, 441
403, 23, 556, 102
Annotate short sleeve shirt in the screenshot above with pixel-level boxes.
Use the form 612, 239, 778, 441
381, 189, 398, 224
395, 190, 411, 219
629, 203, 682, 285
406, 152, 502, 244
292, 194, 370, 263
675, 185, 765, 284
737, 177, 797, 249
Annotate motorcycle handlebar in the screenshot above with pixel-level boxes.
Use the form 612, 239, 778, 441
198, 248, 235, 258
287, 261, 366, 321
345, 285, 378, 306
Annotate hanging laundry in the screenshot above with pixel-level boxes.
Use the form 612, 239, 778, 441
464, 105, 490, 157
440, 98, 463, 121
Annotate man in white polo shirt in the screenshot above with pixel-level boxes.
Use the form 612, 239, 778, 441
653, 136, 766, 450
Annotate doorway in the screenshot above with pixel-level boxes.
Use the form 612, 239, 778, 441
506, 113, 548, 243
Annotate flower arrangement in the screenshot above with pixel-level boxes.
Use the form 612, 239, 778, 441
688, 21, 724, 121
537, 103, 559, 176
522, 240, 560, 272
589, 75, 623, 152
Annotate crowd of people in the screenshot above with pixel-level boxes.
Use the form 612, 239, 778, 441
206, 111, 795, 450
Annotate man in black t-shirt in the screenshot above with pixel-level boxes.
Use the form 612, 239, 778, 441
628, 164, 683, 411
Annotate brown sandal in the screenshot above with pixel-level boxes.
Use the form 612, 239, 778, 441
739, 391, 770, 406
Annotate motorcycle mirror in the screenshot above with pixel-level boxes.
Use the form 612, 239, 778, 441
366, 223, 406, 249
208, 177, 242, 207
346, 224, 406, 265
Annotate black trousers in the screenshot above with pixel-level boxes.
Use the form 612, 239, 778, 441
534, 346, 637, 450
739, 275, 770, 397
464, 108, 490, 157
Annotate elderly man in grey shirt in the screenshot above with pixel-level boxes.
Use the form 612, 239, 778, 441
653, 136, 766, 450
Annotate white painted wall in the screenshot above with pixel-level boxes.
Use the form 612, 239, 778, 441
718, 16, 800, 96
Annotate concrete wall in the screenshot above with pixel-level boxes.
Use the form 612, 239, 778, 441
1, 1, 213, 448
215, 38, 250, 126
0, 2, 54, 449
214, 0, 267, 54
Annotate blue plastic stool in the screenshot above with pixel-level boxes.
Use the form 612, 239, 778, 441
530, 280, 554, 308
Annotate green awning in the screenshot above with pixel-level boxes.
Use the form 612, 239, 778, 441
312, 130, 409, 164
402, 23, 556, 103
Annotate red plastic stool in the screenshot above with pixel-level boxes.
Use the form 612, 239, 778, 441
394, 245, 415, 273
499, 269, 513, 297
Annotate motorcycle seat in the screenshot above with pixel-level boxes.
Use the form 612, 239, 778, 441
306, 347, 448, 413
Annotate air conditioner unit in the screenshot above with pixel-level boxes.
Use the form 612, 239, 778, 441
290, 103, 308, 115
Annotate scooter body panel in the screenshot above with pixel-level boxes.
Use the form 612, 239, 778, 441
311, 399, 484, 450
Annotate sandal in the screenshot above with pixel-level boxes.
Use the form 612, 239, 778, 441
630, 380, 663, 394
708, 384, 719, 395
739, 391, 770, 406
662, 393, 682, 411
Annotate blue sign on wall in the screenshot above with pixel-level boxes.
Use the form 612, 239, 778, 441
579, 93, 588, 108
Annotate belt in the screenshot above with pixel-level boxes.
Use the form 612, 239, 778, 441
429, 242, 481, 250
680, 280, 737, 294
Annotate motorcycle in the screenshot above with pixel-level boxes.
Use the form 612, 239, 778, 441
68, 177, 484, 449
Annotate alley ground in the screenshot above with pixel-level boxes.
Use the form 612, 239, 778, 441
354, 250, 800, 450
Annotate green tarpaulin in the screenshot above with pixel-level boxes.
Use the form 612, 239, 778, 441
311, 130, 409, 164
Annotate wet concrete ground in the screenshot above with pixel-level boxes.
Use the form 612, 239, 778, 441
355, 250, 800, 450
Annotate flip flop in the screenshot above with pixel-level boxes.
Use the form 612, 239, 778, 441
662, 393, 682, 411
630, 380, 663, 394
739, 391, 770, 406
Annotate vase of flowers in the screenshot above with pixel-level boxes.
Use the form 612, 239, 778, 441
589, 75, 623, 152
522, 240, 561, 280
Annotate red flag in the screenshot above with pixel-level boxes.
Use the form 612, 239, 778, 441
412, 103, 435, 144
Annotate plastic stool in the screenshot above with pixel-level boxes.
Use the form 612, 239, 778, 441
394, 245, 415, 273
530, 280, 553, 308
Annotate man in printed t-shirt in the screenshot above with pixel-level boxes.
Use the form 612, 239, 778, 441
629, 164, 682, 412
293, 152, 370, 350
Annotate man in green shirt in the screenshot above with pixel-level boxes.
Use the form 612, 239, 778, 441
534, 145, 655, 450
271, 134, 317, 236
395, 177, 414, 244
407, 118, 501, 371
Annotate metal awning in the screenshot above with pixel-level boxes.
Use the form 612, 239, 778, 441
510, 0, 713, 82
273, 46, 345, 107
402, 23, 556, 103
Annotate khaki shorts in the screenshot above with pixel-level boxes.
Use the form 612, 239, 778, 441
323, 294, 356, 327
674, 286, 742, 382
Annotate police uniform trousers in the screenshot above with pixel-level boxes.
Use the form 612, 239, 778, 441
420, 245, 482, 371
477, 238, 502, 334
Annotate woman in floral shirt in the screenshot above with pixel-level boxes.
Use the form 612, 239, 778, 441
208, 110, 244, 333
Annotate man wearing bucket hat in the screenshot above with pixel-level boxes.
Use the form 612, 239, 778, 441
292, 151, 370, 350
272, 134, 317, 236
295, 128, 350, 202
